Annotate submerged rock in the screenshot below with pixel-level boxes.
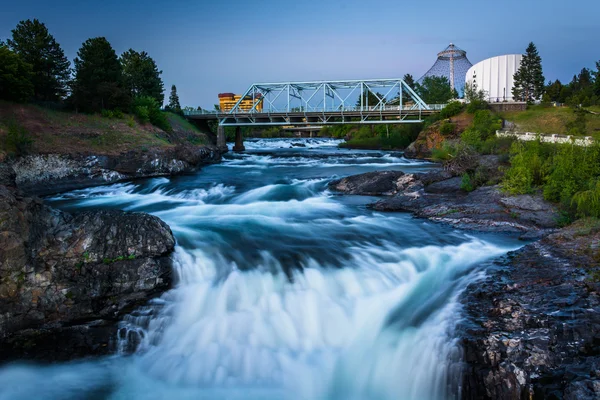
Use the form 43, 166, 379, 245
460, 222, 600, 399
0, 182, 175, 361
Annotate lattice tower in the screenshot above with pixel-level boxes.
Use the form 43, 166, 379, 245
419, 43, 472, 94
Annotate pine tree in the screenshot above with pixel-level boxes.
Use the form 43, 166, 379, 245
167, 85, 181, 113
512, 42, 545, 102
71, 37, 129, 112
121, 49, 164, 105
7, 19, 70, 102
593, 61, 600, 97
402, 73, 416, 103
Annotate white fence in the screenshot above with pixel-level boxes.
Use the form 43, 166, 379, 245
496, 130, 595, 146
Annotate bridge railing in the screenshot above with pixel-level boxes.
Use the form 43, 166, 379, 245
183, 103, 447, 116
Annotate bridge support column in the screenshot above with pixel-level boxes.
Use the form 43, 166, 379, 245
217, 125, 228, 152
233, 126, 245, 152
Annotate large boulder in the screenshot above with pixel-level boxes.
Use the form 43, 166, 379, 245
0, 185, 175, 361
329, 170, 421, 196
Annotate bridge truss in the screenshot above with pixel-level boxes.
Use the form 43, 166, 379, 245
185, 79, 441, 126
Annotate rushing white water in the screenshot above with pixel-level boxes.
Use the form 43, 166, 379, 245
0, 138, 522, 399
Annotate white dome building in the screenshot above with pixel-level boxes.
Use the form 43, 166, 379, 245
465, 54, 523, 102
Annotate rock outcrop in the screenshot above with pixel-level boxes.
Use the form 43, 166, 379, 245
0, 167, 175, 361
13, 144, 222, 196
329, 170, 558, 236
460, 221, 600, 399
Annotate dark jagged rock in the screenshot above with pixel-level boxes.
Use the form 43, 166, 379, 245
329, 170, 421, 196
460, 222, 600, 399
12, 144, 222, 196
0, 183, 175, 361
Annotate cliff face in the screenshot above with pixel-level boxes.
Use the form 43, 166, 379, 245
404, 113, 474, 159
0, 164, 176, 361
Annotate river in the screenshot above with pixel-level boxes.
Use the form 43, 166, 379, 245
0, 138, 522, 400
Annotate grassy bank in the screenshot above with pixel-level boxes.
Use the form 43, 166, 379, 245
0, 101, 210, 159
335, 124, 422, 150
499, 105, 600, 137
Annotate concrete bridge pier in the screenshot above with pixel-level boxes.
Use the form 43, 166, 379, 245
217, 126, 228, 152
233, 126, 245, 152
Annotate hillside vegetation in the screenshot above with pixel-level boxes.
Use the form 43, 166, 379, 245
0, 101, 210, 160
500, 105, 600, 137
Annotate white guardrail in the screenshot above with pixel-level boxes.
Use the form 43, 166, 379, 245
496, 130, 595, 146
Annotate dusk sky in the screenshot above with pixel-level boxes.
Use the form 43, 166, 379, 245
2, 0, 599, 108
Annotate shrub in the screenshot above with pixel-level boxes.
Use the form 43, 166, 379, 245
132, 96, 172, 132
461, 173, 474, 192
440, 101, 464, 119
112, 109, 124, 119
440, 122, 455, 135
460, 127, 481, 147
126, 115, 135, 128
501, 140, 546, 195
134, 105, 150, 123
572, 180, 600, 218
4, 121, 33, 156
466, 99, 489, 114
101, 109, 114, 119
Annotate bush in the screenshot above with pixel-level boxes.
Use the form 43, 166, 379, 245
466, 99, 489, 114
461, 173, 474, 192
572, 180, 600, 218
501, 140, 546, 195
4, 121, 33, 156
440, 101, 464, 119
134, 105, 150, 123
126, 115, 135, 128
440, 122, 455, 135
132, 96, 171, 132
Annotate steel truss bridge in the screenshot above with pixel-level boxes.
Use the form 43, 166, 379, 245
184, 78, 446, 127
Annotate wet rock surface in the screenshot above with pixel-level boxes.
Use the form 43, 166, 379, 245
330, 169, 558, 236
12, 144, 222, 196
0, 179, 175, 361
460, 222, 600, 399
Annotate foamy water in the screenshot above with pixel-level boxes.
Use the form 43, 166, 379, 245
0, 139, 522, 399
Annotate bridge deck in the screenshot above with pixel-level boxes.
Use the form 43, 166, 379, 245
185, 107, 442, 126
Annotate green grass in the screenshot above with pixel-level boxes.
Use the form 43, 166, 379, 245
499, 105, 600, 137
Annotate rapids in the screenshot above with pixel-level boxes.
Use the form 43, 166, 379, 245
0, 138, 522, 399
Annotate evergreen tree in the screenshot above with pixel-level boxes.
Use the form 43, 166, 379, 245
7, 19, 70, 102
415, 76, 454, 104
512, 42, 545, 102
594, 61, 600, 97
0, 45, 34, 102
356, 88, 384, 108
545, 80, 563, 102
71, 37, 129, 112
402, 73, 416, 103
121, 49, 164, 105
167, 85, 181, 113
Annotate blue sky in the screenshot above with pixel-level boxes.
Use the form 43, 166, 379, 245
1, 0, 598, 108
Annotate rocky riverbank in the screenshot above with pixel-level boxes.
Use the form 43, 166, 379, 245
329, 168, 600, 399
11, 144, 222, 196
460, 222, 600, 399
0, 162, 176, 361
329, 167, 558, 238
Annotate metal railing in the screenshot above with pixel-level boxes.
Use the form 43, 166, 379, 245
183, 103, 448, 116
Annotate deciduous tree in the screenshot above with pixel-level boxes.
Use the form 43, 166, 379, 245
121, 49, 164, 105
415, 76, 455, 104
0, 45, 34, 102
7, 19, 70, 102
512, 42, 545, 102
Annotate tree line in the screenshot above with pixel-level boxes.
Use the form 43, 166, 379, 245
0, 19, 183, 119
